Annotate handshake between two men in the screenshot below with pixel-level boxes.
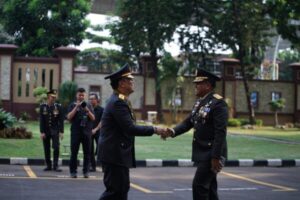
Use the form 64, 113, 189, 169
153, 127, 175, 140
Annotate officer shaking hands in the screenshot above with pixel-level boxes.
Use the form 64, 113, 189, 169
98, 63, 166, 200
164, 69, 228, 200
40, 89, 64, 172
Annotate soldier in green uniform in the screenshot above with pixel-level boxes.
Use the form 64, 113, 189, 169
40, 89, 64, 172
165, 69, 228, 200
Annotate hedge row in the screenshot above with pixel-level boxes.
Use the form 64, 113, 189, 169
228, 118, 263, 127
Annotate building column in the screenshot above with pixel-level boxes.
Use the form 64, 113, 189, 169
219, 58, 240, 118
53, 47, 80, 83
139, 55, 159, 120
0, 44, 18, 112
289, 62, 300, 123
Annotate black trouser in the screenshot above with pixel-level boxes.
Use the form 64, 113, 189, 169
193, 161, 218, 200
43, 131, 60, 168
99, 163, 130, 200
90, 132, 100, 169
69, 128, 91, 174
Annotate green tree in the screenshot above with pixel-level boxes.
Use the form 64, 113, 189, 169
33, 86, 48, 114
109, 0, 189, 122
269, 98, 285, 127
267, 0, 300, 50
278, 49, 300, 80
85, 24, 113, 45
0, 24, 15, 43
158, 52, 183, 123
58, 81, 77, 109
205, 1, 273, 124
76, 47, 131, 73
33, 87, 48, 104
176, 1, 222, 70
0, 0, 90, 56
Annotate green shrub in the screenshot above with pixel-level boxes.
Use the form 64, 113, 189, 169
0, 109, 17, 130
19, 112, 31, 121
255, 119, 263, 126
33, 86, 48, 104
228, 118, 241, 127
0, 126, 32, 139
228, 118, 263, 127
59, 81, 78, 108
238, 118, 250, 125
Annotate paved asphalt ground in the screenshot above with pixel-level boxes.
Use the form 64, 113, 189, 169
0, 165, 299, 200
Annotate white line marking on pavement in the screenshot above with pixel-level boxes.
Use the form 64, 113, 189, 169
219, 187, 258, 191
56, 175, 98, 179
221, 171, 297, 192
174, 188, 192, 191
130, 183, 173, 194
174, 187, 258, 192
0, 173, 15, 177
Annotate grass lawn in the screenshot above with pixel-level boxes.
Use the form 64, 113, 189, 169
228, 126, 300, 142
0, 121, 299, 159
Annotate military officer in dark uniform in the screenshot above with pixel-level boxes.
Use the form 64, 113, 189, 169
166, 69, 228, 200
89, 93, 104, 172
67, 88, 95, 178
39, 89, 64, 172
98, 63, 166, 200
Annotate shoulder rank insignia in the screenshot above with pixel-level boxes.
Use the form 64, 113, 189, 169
213, 94, 223, 99
118, 94, 125, 100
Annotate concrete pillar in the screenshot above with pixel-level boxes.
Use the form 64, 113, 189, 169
53, 47, 80, 83
139, 55, 159, 120
289, 62, 300, 123
219, 58, 240, 118
0, 44, 18, 111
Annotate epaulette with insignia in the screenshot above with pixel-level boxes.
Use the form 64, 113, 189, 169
118, 94, 125, 100
213, 94, 223, 99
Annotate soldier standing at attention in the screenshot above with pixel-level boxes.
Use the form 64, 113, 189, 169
67, 88, 95, 178
40, 89, 64, 172
165, 69, 228, 200
89, 93, 104, 172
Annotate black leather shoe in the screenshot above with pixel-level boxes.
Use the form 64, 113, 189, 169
53, 167, 62, 172
83, 173, 89, 178
70, 173, 77, 178
89, 168, 96, 172
43, 166, 52, 171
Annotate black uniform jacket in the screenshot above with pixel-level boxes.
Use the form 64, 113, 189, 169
93, 105, 104, 134
40, 103, 64, 134
173, 92, 228, 162
68, 102, 94, 132
98, 92, 154, 168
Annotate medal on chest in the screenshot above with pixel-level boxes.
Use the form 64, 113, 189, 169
53, 105, 59, 117
197, 100, 213, 124
42, 106, 48, 115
